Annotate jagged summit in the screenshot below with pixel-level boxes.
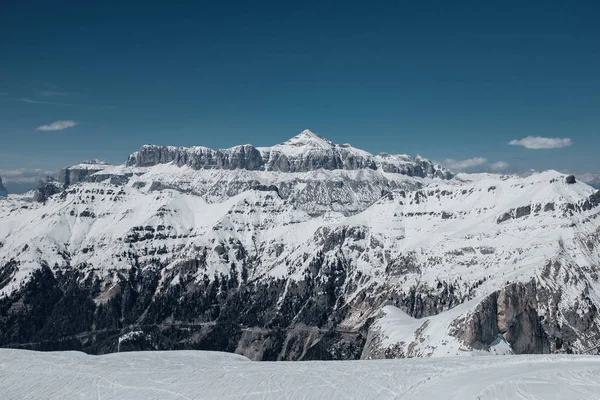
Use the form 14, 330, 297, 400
269, 129, 371, 158
281, 129, 333, 148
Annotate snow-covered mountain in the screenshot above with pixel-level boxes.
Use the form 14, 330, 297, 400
1, 130, 599, 360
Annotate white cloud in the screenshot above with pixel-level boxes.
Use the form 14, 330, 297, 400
39, 90, 69, 97
443, 157, 487, 170
509, 136, 573, 149
0, 168, 57, 183
490, 161, 510, 171
36, 120, 78, 131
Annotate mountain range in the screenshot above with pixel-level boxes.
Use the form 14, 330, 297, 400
1, 129, 599, 360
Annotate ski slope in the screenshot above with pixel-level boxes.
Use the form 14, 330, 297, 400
1, 349, 599, 399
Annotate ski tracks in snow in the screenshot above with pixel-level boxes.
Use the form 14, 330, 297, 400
2, 350, 600, 399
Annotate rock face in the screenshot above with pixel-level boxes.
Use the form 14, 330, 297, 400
0, 177, 7, 198
457, 282, 551, 354
129, 144, 264, 171
126, 130, 452, 179
58, 164, 107, 187
33, 181, 63, 203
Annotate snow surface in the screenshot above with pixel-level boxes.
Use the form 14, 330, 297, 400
1, 349, 599, 399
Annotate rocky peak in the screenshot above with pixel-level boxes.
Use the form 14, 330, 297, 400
281, 129, 334, 149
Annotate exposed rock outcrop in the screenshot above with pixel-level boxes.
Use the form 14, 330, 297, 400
456, 282, 554, 354
129, 144, 264, 170
33, 180, 63, 203
58, 164, 106, 187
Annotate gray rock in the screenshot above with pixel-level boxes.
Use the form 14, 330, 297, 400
497, 283, 550, 353
252, 184, 280, 196
454, 281, 553, 354
459, 295, 499, 350
566, 175, 576, 184
130, 144, 265, 171
589, 191, 600, 207
497, 211, 513, 223
33, 181, 62, 203
59, 166, 105, 187
515, 205, 532, 218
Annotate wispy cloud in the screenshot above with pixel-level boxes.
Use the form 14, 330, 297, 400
20, 97, 82, 106
509, 136, 573, 149
39, 90, 70, 97
19, 97, 115, 109
490, 161, 510, 171
0, 92, 8, 96
443, 157, 487, 170
36, 120, 78, 131
0, 168, 57, 183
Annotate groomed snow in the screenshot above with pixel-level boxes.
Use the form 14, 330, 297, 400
1, 349, 599, 399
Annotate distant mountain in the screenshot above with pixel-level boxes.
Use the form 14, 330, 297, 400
580, 173, 600, 189
0, 177, 7, 198
1, 181, 38, 195
1, 130, 600, 360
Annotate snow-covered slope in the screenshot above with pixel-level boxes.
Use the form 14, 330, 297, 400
2, 349, 600, 399
1, 131, 600, 360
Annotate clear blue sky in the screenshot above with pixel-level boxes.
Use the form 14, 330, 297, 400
1, 0, 599, 178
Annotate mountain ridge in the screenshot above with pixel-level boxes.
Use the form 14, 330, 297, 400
124, 129, 453, 179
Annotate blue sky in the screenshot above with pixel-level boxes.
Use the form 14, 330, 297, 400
1, 0, 599, 184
